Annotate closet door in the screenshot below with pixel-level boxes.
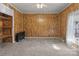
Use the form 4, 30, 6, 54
0, 4, 14, 43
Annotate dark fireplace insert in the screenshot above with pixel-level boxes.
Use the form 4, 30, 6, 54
15, 32, 25, 42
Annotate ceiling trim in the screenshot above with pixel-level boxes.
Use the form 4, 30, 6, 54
8, 3, 23, 14
22, 12, 58, 14
10, 3, 72, 14
58, 3, 71, 14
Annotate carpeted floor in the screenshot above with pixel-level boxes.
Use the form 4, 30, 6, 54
0, 38, 79, 56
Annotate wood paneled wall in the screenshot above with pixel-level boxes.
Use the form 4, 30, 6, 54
3, 3, 79, 38
14, 10, 24, 33
58, 3, 79, 39
4, 3, 24, 34
24, 14, 60, 37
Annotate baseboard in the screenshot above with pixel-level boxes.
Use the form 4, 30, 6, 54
25, 37, 63, 39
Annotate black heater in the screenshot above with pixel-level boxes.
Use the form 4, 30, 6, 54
15, 32, 25, 42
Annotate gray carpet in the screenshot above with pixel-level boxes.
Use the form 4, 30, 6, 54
0, 38, 79, 56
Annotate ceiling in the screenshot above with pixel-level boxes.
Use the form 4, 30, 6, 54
13, 3, 71, 14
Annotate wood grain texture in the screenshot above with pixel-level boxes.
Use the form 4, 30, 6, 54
3, 3, 79, 39
24, 14, 60, 37
58, 3, 79, 38
4, 3, 24, 34
14, 10, 24, 33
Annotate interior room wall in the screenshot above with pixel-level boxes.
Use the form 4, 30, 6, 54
14, 10, 24, 33
3, 3, 24, 34
23, 14, 60, 37
3, 3, 79, 39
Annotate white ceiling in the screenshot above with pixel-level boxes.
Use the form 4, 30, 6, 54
13, 3, 71, 14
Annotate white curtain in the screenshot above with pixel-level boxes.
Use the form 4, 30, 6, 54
66, 9, 79, 48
